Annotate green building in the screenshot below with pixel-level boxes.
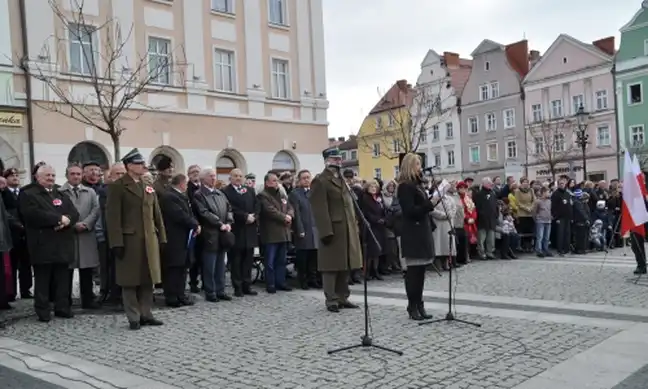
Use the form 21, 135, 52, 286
616, 1, 648, 162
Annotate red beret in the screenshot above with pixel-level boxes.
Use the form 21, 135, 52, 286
456, 181, 468, 189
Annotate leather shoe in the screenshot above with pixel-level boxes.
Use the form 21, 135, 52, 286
243, 289, 258, 296
277, 285, 292, 291
82, 301, 101, 310
327, 305, 340, 313
205, 296, 219, 302
234, 290, 244, 297
129, 321, 141, 330
417, 303, 433, 319
54, 311, 74, 319
634, 267, 647, 275
190, 285, 201, 293
140, 317, 163, 326
339, 301, 359, 309
166, 300, 182, 308
266, 288, 276, 294
179, 297, 195, 306
37, 315, 51, 323
21, 291, 33, 299
217, 294, 232, 301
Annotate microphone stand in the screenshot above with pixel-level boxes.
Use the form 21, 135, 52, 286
328, 178, 403, 356
419, 171, 481, 328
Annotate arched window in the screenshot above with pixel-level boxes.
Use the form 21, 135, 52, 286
216, 156, 236, 181
67, 142, 109, 169
271, 151, 295, 173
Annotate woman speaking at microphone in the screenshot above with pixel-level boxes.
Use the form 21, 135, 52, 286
396, 153, 436, 321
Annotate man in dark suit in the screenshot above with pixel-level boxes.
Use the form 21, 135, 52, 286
2, 168, 32, 300
159, 174, 200, 307
222, 168, 258, 297
20, 165, 79, 322
289, 169, 320, 290
186, 164, 202, 292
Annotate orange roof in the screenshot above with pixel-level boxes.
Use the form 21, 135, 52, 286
369, 79, 413, 115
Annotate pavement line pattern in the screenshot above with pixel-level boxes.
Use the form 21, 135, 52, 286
0, 337, 182, 389
513, 323, 648, 389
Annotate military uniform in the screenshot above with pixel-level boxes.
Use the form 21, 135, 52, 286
309, 148, 362, 312
105, 149, 167, 330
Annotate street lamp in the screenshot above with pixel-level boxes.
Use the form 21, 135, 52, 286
574, 105, 590, 180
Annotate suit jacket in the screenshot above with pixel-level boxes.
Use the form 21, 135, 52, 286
19, 184, 80, 265
257, 188, 294, 245
1, 187, 24, 247
160, 188, 199, 267
192, 186, 233, 252
59, 183, 100, 269
188, 181, 200, 200
222, 184, 258, 249
288, 187, 318, 250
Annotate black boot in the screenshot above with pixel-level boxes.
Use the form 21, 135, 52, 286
417, 302, 433, 319
407, 304, 424, 320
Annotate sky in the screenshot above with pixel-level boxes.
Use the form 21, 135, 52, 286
322, 0, 643, 138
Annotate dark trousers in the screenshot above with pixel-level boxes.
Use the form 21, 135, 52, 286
99, 241, 121, 301
68, 267, 95, 305
189, 245, 203, 288
229, 247, 254, 292
0, 252, 8, 308
385, 238, 401, 271
573, 224, 588, 252
10, 246, 32, 298
404, 265, 426, 306
33, 263, 71, 318
555, 218, 571, 253
630, 232, 646, 270
454, 228, 467, 264
500, 234, 511, 258
162, 266, 187, 302
295, 249, 318, 287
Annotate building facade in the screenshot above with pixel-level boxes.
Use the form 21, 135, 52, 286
415, 50, 471, 181
460, 39, 529, 181
1, 0, 328, 183
616, 1, 648, 167
523, 34, 617, 182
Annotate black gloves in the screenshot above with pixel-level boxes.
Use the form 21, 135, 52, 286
321, 235, 334, 245
112, 246, 125, 260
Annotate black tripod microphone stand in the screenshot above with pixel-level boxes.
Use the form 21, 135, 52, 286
328, 180, 403, 356
419, 173, 480, 328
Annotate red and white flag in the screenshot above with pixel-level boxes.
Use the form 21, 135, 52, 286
621, 152, 648, 235
631, 154, 648, 197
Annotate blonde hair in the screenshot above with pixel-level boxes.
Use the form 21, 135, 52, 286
397, 153, 421, 183
363, 179, 379, 192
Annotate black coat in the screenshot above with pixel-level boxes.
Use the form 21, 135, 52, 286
397, 179, 436, 259
551, 188, 573, 220
289, 187, 319, 250
192, 187, 233, 252
160, 189, 199, 267
359, 192, 387, 257
2, 188, 24, 248
222, 184, 258, 249
19, 184, 79, 265
473, 187, 498, 230
187, 181, 200, 201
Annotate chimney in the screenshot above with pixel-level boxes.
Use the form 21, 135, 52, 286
529, 50, 540, 62
592, 36, 615, 56
337, 136, 345, 142
396, 79, 408, 90
328, 137, 334, 143
443, 52, 460, 68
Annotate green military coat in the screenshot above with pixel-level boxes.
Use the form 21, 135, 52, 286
309, 168, 362, 272
105, 174, 167, 287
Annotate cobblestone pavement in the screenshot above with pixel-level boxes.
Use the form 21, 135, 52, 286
369, 249, 648, 308
0, 364, 66, 389
1, 291, 617, 389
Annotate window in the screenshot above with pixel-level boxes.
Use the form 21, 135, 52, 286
503, 108, 515, 129
490, 82, 499, 98
374, 168, 382, 180
485, 113, 496, 131
393, 166, 399, 178
631, 125, 645, 146
469, 146, 480, 164
445, 122, 453, 138
468, 117, 478, 134
387, 114, 394, 127
629, 83, 643, 105
268, 0, 287, 25
563, 57, 568, 64
375, 116, 382, 130
485, 61, 490, 71
572, 94, 584, 114
392, 139, 401, 153
211, 0, 234, 13
480, 85, 489, 101
340, 151, 347, 161
68, 23, 97, 76
534, 137, 544, 154
595, 90, 608, 111
447, 150, 455, 167
271, 58, 289, 98
487, 143, 498, 161
532, 104, 543, 122
596, 125, 611, 146
214, 49, 235, 92
350, 150, 357, 160
432, 125, 440, 141
551, 99, 563, 118
372, 143, 381, 157
554, 133, 566, 152
148, 37, 172, 84
420, 130, 427, 143
434, 153, 441, 168
506, 140, 517, 159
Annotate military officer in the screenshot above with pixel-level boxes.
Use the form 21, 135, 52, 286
245, 173, 256, 189
153, 155, 173, 194
309, 148, 362, 312
106, 148, 167, 330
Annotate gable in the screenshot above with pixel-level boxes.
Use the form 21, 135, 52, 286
471, 39, 504, 57
461, 50, 520, 105
421, 49, 441, 67
621, 6, 648, 32
524, 35, 611, 83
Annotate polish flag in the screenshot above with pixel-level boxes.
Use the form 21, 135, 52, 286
631, 154, 648, 197
621, 152, 648, 235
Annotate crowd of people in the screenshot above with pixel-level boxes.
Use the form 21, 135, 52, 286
0, 148, 644, 328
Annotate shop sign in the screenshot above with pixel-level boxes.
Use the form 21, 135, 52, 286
0, 112, 23, 127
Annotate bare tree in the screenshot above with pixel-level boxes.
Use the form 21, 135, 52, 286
526, 119, 579, 180
361, 76, 453, 160
628, 141, 648, 170
21, 0, 185, 161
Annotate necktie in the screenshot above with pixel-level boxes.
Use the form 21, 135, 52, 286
73, 187, 79, 199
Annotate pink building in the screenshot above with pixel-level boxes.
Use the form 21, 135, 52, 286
522, 34, 617, 182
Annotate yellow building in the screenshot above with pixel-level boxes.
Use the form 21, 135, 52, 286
357, 80, 413, 181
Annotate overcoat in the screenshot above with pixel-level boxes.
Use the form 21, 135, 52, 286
159, 189, 199, 268
59, 183, 101, 269
474, 187, 499, 230
396, 179, 436, 260
257, 188, 294, 244
359, 191, 387, 258
288, 187, 318, 250
222, 184, 258, 249
19, 184, 79, 265
430, 195, 457, 257
192, 186, 234, 252
309, 168, 362, 272
105, 174, 167, 287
